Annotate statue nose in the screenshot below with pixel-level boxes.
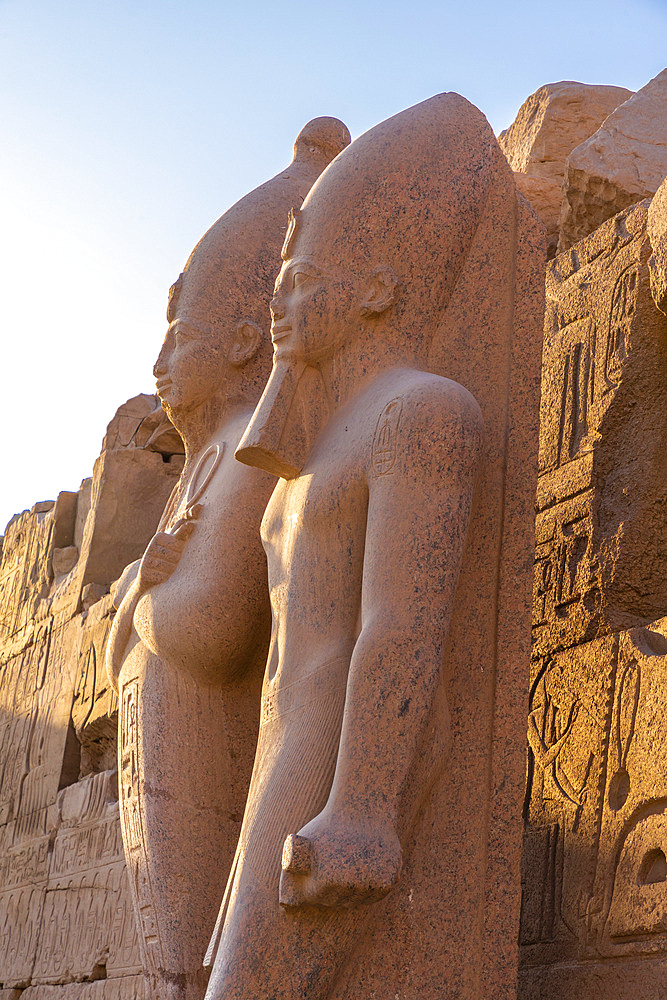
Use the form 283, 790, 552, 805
270, 296, 285, 321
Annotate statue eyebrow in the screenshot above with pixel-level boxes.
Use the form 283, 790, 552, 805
284, 258, 323, 278
167, 319, 212, 338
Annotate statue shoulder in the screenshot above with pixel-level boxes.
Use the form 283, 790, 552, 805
365, 370, 484, 486
371, 369, 484, 462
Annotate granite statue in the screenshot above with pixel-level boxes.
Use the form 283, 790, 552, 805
104, 116, 350, 1000
205, 93, 544, 999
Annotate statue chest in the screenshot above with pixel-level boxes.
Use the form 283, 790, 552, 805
261, 442, 369, 623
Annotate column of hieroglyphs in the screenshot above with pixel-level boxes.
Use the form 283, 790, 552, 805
501, 69, 667, 1000
0, 393, 184, 999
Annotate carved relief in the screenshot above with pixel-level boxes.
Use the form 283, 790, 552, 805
521, 617, 667, 988
587, 620, 667, 957
540, 317, 596, 474
533, 496, 594, 654
72, 596, 118, 776
604, 265, 639, 389
533, 199, 667, 653
522, 635, 617, 958
371, 397, 403, 476
0, 838, 50, 987
117, 677, 164, 979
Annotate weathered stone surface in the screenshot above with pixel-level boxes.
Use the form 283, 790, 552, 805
0, 589, 141, 992
520, 166, 667, 995
0, 396, 168, 990
31, 772, 140, 986
21, 979, 144, 1000
513, 173, 564, 258
500, 81, 631, 182
72, 595, 118, 776
648, 174, 667, 314
209, 92, 544, 1000
499, 82, 631, 260
101, 393, 182, 457
75, 396, 185, 601
0, 494, 76, 645
520, 618, 667, 997
559, 69, 667, 251
533, 200, 667, 657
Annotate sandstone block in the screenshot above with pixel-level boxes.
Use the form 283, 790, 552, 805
648, 175, 667, 313
101, 393, 182, 458
21, 979, 144, 1000
76, 447, 182, 599
499, 81, 632, 183
559, 69, 667, 251
0, 493, 77, 644
0, 837, 50, 987
520, 617, 667, 993
0, 616, 80, 845
72, 594, 118, 776
533, 200, 667, 656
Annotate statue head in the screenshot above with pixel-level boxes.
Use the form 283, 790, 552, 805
153, 117, 351, 425
237, 93, 508, 478
267, 93, 496, 370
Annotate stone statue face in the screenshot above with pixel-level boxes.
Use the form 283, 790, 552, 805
153, 315, 230, 416
270, 244, 363, 366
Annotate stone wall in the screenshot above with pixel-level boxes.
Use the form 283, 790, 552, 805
0, 396, 183, 998
518, 200, 667, 997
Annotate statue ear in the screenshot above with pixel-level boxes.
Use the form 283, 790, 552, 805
360, 267, 398, 317
229, 320, 262, 366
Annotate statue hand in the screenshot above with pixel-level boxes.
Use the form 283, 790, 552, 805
279, 811, 402, 909
136, 506, 201, 593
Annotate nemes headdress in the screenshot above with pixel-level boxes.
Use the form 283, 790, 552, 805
167, 117, 351, 336
289, 92, 498, 345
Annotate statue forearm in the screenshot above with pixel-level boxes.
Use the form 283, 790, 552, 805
106, 577, 143, 692
327, 624, 445, 827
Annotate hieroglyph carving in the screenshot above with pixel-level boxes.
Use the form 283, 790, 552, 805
521, 619, 667, 971
532, 201, 667, 655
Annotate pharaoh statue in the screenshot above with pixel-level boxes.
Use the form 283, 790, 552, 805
104, 116, 350, 1000
204, 94, 545, 999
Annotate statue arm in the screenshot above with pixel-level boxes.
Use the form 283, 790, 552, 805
105, 515, 198, 692
280, 378, 484, 908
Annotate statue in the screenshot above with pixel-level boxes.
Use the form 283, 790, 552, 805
105, 117, 350, 1000
205, 94, 545, 999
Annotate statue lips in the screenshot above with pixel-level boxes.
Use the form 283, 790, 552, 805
271, 323, 292, 343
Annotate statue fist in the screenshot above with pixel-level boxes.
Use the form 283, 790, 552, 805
279, 812, 402, 909
136, 505, 201, 592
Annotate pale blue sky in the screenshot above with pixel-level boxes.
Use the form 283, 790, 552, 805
1, 0, 666, 532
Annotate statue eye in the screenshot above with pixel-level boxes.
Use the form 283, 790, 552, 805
292, 271, 310, 289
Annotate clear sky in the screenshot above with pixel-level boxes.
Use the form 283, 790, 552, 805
1, 0, 666, 533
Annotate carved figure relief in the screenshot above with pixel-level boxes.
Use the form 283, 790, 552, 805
589, 620, 667, 958
604, 265, 639, 389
